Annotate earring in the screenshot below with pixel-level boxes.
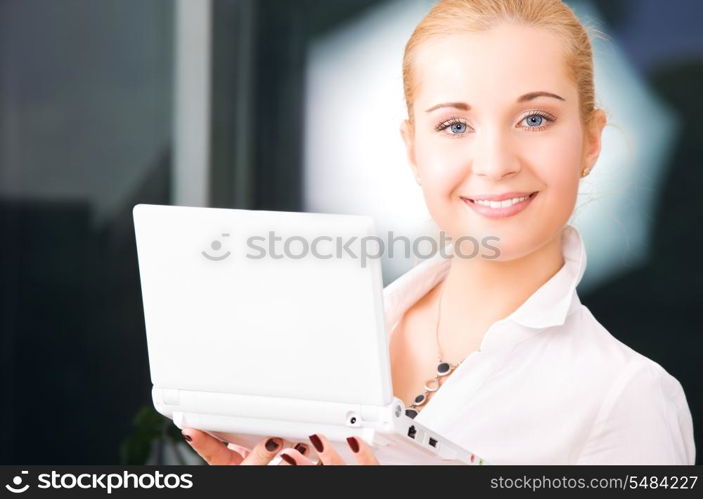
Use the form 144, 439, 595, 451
580, 167, 591, 178
415, 176, 422, 186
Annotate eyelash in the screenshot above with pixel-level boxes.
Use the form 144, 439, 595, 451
434, 111, 556, 136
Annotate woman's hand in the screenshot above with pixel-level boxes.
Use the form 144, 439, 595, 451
181, 428, 311, 465
276, 433, 380, 466
181, 428, 380, 465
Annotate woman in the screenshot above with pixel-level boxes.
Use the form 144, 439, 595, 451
182, 0, 696, 465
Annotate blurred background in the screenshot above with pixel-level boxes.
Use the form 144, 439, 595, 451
0, 0, 701, 464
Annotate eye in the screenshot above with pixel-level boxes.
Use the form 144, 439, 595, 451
435, 117, 470, 137
519, 111, 556, 132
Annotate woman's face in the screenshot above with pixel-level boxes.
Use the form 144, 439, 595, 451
401, 23, 605, 261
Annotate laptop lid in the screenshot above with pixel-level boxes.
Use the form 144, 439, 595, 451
133, 204, 392, 408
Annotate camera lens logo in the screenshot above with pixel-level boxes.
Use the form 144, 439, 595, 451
202, 233, 231, 261
5, 471, 29, 494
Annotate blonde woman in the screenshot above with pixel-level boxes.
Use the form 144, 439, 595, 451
182, 0, 696, 465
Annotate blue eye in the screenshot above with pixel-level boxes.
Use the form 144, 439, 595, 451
435, 117, 469, 136
520, 112, 555, 131
526, 115, 543, 126
449, 122, 467, 134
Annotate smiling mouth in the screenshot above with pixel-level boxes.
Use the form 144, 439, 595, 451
461, 191, 538, 208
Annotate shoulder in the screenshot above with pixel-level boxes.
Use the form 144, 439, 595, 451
535, 304, 654, 387
569, 307, 696, 464
568, 304, 692, 420
561, 304, 668, 376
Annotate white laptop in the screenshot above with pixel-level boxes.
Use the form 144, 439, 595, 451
132, 203, 484, 465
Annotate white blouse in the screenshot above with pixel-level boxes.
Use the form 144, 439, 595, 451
383, 224, 696, 464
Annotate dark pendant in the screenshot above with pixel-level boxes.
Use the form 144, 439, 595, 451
437, 362, 451, 376
405, 408, 418, 419
413, 393, 427, 406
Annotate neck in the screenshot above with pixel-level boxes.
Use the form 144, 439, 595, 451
438, 227, 566, 343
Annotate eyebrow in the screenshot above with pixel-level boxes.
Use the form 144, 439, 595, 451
424, 91, 565, 113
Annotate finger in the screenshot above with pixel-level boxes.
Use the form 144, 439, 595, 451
292, 442, 312, 460
222, 435, 295, 456
307, 433, 346, 465
277, 447, 315, 466
226, 443, 251, 459
345, 436, 380, 465
240, 436, 287, 465
182, 428, 244, 465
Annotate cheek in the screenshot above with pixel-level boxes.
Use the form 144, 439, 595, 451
529, 129, 583, 206
413, 141, 467, 222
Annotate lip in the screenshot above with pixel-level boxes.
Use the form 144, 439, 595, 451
461, 191, 538, 219
464, 191, 537, 201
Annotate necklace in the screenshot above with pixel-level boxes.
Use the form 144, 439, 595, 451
404, 282, 464, 419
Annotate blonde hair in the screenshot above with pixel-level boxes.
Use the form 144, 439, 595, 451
402, 0, 606, 130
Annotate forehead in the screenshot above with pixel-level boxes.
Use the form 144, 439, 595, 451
412, 23, 574, 108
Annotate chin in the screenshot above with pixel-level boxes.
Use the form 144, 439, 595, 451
449, 222, 544, 263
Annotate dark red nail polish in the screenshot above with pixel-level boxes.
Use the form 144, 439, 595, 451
265, 438, 280, 451
346, 436, 359, 453
294, 443, 307, 455
308, 434, 324, 453
280, 453, 297, 465
182, 432, 192, 442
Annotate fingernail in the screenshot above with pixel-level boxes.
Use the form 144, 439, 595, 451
346, 436, 359, 453
182, 432, 192, 442
294, 443, 307, 455
280, 453, 297, 465
308, 434, 324, 453
265, 438, 281, 451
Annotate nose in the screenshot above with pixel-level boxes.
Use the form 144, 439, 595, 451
470, 128, 521, 180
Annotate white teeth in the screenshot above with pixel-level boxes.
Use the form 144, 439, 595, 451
473, 195, 530, 208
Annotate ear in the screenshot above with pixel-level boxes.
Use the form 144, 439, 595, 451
400, 119, 420, 182
582, 109, 607, 173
